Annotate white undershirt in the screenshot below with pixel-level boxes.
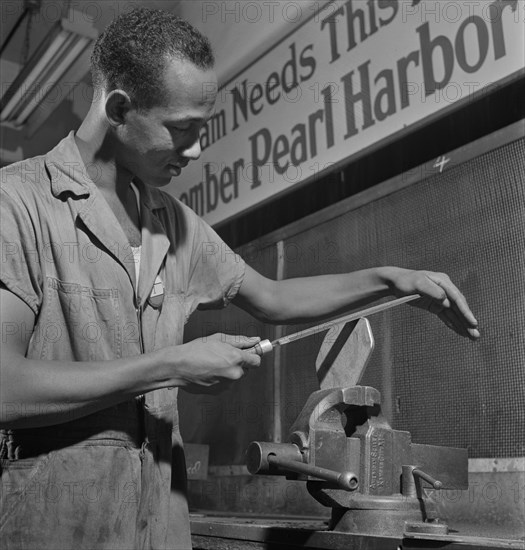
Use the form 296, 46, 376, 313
129, 181, 141, 286
130, 183, 144, 399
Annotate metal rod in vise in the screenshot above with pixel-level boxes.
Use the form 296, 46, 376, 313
267, 454, 359, 491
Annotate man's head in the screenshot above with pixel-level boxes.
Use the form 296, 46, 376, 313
91, 8, 214, 110
89, 8, 218, 187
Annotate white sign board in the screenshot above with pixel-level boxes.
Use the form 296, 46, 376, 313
166, 0, 525, 226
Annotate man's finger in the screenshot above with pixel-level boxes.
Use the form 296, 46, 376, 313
241, 349, 262, 368
438, 308, 480, 340
437, 310, 460, 333
427, 274, 478, 327
222, 334, 261, 349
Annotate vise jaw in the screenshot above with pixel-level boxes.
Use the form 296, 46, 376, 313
246, 318, 468, 538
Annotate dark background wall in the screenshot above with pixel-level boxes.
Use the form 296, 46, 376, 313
179, 78, 524, 534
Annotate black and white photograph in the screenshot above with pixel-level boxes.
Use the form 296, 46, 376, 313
0, 1, 524, 548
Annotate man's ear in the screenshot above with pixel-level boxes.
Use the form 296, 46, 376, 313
105, 90, 132, 126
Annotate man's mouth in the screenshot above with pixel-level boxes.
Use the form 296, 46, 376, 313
168, 164, 182, 177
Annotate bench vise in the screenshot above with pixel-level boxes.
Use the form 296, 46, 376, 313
246, 318, 468, 538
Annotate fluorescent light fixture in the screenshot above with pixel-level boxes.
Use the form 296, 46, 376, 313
0, 11, 97, 131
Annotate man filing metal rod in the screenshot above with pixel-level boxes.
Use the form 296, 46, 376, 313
0, 8, 480, 549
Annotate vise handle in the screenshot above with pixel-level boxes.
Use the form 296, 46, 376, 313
246, 441, 358, 491
268, 455, 359, 491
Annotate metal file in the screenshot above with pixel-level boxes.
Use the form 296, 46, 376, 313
251, 294, 420, 355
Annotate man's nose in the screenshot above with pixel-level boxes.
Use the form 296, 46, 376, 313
181, 135, 202, 160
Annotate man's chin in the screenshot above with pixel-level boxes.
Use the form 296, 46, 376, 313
135, 167, 180, 188
148, 172, 176, 188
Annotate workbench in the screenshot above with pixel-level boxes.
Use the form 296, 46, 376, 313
190, 513, 525, 549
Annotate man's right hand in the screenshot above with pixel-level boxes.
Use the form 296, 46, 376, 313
166, 333, 262, 394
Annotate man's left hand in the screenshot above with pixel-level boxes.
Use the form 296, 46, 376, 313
387, 268, 480, 340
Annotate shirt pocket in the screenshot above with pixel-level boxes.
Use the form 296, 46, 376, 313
40, 277, 122, 360
140, 291, 186, 353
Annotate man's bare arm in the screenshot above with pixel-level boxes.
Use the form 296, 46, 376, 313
0, 287, 260, 429
234, 265, 479, 339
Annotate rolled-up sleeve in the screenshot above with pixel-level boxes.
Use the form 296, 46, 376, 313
186, 215, 245, 311
0, 188, 43, 314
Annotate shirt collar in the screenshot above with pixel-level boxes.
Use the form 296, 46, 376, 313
45, 131, 94, 198
45, 131, 167, 211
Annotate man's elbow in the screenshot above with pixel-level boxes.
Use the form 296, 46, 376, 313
0, 401, 22, 428
239, 300, 282, 325
0, 355, 28, 428
235, 276, 284, 323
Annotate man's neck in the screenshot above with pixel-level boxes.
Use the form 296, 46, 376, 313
75, 112, 132, 197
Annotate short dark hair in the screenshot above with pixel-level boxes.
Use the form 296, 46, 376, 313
91, 8, 214, 109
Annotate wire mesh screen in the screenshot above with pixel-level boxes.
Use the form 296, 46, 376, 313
280, 137, 525, 458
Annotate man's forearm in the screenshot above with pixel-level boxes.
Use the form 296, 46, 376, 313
262, 266, 397, 324
0, 350, 170, 429
0, 333, 263, 429
250, 265, 479, 340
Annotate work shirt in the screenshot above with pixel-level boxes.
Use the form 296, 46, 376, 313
0, 133, 245, 549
